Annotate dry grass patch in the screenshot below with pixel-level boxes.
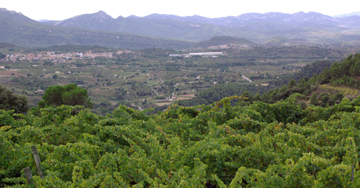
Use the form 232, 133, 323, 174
176, 94, 196, 101
82, 75, 94, 78
0, 70, 24, 77
155, 102, 171, 106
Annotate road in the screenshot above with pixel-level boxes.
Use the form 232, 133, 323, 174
151, 87, 159, 95
242, 75, 253, 83
131, 103, 143, 111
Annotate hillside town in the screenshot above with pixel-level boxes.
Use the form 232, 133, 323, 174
1, 50, 133, 62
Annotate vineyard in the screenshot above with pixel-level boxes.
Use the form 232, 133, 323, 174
1, 93, 360, 187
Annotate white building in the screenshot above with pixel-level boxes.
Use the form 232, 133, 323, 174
189, 52, 224, 56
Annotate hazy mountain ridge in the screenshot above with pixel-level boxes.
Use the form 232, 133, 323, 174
41, 11, 260, 42
2, 8, 360, 49
39, 10, 360, 45
333, 12, 360, 18
0, 8, 195, 49
144, 11, 359, 28
53, 11, 351, 27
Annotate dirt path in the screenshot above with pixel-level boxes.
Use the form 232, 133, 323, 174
242, 75, 253, 83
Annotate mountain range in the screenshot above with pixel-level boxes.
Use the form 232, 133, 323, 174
40, 11, 360, 43
333, 12, 360, 18
0, 8, 194, 49
2, 8, 360, 49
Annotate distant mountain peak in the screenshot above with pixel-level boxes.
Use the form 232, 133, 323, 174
60, 10, 113, 26
0, 8, 23, 15
91, 10, 113, 19
95, 10, 110, 16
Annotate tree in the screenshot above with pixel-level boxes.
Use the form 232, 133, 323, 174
43, 60, 54, 66
42, 85, 64, 106
253, 92, 261, 101
320, 93, 330, 107
319, 67, 331, 84
241, 91, 252, 102
288, 79, 297, 88
310, 93, 319, 105
332, 93, 344, 104
0, 51, 5, 59
41, 83, 93, 108
0, 85, 28, 113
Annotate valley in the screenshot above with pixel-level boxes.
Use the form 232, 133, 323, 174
0, 43, 355, 114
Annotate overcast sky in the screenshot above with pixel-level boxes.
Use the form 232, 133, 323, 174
2, 0, 359, 20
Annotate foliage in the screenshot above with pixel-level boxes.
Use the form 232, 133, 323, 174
42, 60, 54, 66
0, 85, 28, 114
0, 42, 15, 48
310, 93, 319, 105
2, 93, 360, 187
0, 51, 5, 59
320, 54, 360, 88
41, 83, 93, 108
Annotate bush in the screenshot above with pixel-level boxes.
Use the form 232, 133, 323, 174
0, 85, 28, 114
42, 83, 93, 108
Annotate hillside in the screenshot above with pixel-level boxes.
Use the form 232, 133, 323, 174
262, 37, 306, 46
180, 53, 360, 111
193, 36, 257, 49
0, 9, 195, 49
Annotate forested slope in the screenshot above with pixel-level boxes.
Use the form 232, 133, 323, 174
180, 53, 360, 107
257, 53, 360, 105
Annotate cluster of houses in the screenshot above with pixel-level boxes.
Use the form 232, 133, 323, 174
1, 50, 133, 62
